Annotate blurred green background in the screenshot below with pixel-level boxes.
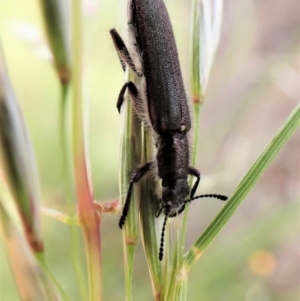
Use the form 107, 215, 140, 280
0, 0, 299, 300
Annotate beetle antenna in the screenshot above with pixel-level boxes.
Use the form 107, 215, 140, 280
159, 214, 168, 261
156, 205, 163, 218
187, 194, 228, 203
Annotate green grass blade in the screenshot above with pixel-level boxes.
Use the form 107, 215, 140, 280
0, 43, 43, 253
139, 131, 163, 300
119, 69, 142, 301
183, 103, 300, 270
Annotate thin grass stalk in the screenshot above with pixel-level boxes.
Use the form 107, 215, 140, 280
183, 103, 300, 270
145, 1, 210, 299
139, 130, 163, 300
179, 103, 201, 261
160, 226, 170, 301
171, 2, 204, 298
58, 86, 72, 203
183, 0, 224, 234
191, 0, 202, 105
38, 2, 86, 297
165, 230, 180, 301
174, 278, 187, 301
179, 0, 209, 263
59, 85, 87, 301
71, 1, 102, 300
119, 69, 141, 301
40, 207, 78, 225
174, 1, 224, 298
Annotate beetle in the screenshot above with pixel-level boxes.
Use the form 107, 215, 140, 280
110, 0, 227, 260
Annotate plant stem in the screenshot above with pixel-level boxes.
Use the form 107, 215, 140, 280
179, 0, 203, 263
139, 130, 163, 300
71, 1, 102, 300
59, 82, 87, 301
191, 0, 201, 105
172, 1, 203, 295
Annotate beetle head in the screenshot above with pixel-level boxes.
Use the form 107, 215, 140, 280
160, 179, 189, 217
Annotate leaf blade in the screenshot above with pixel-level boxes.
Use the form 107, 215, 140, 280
183, 103, 300, 269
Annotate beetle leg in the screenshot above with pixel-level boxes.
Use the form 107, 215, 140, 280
188, 166, 201, 199
110, 29, 126, 72
116, 81, 142, 114
110, 29, 142, 76
119, 162, 155, 228
116, 82, 129, 112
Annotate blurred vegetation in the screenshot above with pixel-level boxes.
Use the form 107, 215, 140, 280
0, 0, 299, 300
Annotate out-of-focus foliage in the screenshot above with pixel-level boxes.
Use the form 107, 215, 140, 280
0, 43, 43, 253
0, 0, 299, 301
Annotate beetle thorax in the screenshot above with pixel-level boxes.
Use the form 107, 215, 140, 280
156, 132, 190, 217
